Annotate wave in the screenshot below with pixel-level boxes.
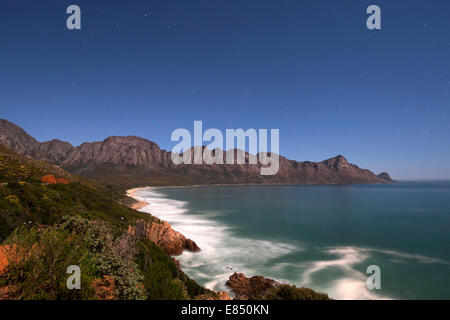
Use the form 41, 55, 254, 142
298, 246, 449, 300
300, 247, 390, 300
134, 187, 298, 293
131, 187, 449, 300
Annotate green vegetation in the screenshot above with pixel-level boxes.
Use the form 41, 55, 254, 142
0, 145, 331, 300
1, 216, 145, 299
263, 284, 331, 300
0, 145, 72, 184
135, 238, 215, 300
0, 146, 209, 300
0, 180, 153, 242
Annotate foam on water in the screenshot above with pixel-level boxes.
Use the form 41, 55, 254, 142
134, 187, 298, 293
297, 246, 449, 299
131, 187, 449, 300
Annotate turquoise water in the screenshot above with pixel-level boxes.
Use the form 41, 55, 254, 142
134, 183, 450, 300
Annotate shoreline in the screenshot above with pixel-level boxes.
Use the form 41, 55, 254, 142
127, 185, 440, 300
125, 186, 294, 295
124, 185, 393, 300
126, 188, 150, 210
126, 180, 396, 194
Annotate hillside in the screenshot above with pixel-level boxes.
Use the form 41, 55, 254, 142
0, 145, 214, 299
0, 144, 330, 300
0, 119, 394, 187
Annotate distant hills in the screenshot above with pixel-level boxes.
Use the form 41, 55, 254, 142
0, 119, 393, 186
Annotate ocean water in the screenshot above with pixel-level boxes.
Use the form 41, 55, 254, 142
134, 183, 450, 300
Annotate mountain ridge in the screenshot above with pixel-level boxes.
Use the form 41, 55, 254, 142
0, 119, 394, 186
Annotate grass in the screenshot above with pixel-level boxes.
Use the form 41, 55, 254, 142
263, 284, 331, 300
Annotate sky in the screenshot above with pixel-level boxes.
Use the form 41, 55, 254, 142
1, 0, 449, 180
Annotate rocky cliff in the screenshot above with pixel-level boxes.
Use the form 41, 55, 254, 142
128, 219, 200, 255
226, 273, 278, 300
0, 119, 394, 186
226, 272, 330, 300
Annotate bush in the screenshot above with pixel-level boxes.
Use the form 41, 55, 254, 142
58, 216, 146, 300
135, 238, 187, 299
263, 284, 331, 300
0, 226, 97, 299
0, 216, 146, 300
4, 195, 20, 206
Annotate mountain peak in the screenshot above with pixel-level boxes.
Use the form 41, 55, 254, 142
321, 154, 350, 170
0, 119, 394, 186
335, 154, 348, 162
103, 135, 156, 145
0, 119, 32, 137
0, 118, 39, 154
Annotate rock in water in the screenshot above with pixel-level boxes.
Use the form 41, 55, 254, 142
226, 273, 278, 300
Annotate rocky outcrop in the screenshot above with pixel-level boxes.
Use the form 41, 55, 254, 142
128, 219, 200, 255
0, 245, 11, 276
40, 175, 70, 184
0, 119, 395, 186
377, 172, 393, 181
0, 286, 9, 300
195, 291, 232, 300
225, 272, 331, 300
92, 275, 117, 300
226, 273, 279, 300
131, 201, 148, 210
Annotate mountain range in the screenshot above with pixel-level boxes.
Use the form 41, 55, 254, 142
0, 119, 393, 186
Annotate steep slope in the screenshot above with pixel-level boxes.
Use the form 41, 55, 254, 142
0, 119, 40, 155
0, 144, 215, 300
0, 144, 200, 253
0, 144, 151, 239
0, 119, 394, 186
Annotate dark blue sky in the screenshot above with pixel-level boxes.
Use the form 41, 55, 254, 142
1, 0, 449, 179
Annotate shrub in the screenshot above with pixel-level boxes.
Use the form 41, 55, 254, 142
0, 216, 146, 300
0, 226, 97, 299
263, 284, 331, 300
4, 195, 20, 206
59, 216, 146, 300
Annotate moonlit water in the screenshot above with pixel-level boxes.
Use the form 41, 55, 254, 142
133, 183, 450, 300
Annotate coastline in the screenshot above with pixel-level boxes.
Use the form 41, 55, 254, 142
126, 187, 150, 209
127, 184, 442, 300
126, 186, 292, 294
126, 180, 396, 194
125, 186, 335, 299
124, 185, 391, 299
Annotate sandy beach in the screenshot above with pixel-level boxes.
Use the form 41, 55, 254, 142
126, 187, 150, 209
